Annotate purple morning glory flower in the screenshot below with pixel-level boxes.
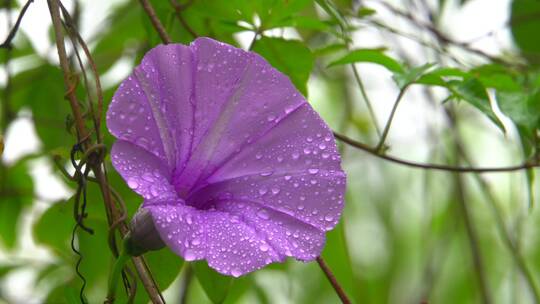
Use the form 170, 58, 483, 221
106, 37, 346, 277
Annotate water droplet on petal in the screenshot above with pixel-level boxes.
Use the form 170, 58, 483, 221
231, 268, 242, 277
127, 178, 139, 189
259, 244, 269, 252
184, 249, 196, 261
308, 168, 319, 174
257, 209, 270, 220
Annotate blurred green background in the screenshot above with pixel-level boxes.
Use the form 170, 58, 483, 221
1, 0, 540, 303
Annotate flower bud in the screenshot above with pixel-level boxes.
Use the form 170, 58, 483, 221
126, 207, 165, 256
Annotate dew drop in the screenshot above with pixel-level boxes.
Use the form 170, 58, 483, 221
284, 175, 292, 181
257, 209, 270, 220
308, 168, 319, 174
259, 244, 269, 252
184, 249, 197, 261
324, 214, 334, 222
292, 152, 300, 160
127, 178, 139, 189
231, 268, 242, 277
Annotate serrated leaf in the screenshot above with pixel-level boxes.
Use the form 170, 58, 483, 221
253, 37, 314, 96
328, 49, 404, 73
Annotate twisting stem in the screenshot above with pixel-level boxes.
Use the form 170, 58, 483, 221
47, 1, 164, 303
0, 0, 34, 49
375, 84, 410, 152
316, 257, 351, 304
139, 0, 172, 44
333, 131, 540, 173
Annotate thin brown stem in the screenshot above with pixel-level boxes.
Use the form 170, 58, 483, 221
139, 0, 172, 44
58, 2, 104, 143
47, 1, 164, 303
316, 257, 351, 304
0, 0, 34, 49
333, 131, 540, 173
169, 0, 198, 38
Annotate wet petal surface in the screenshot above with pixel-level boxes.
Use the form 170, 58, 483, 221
107, 37, 347, 277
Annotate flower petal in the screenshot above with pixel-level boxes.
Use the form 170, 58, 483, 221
188, 103, 346, 232
173, 38, 306, 196
143, 202, 206, 262
107, 44, 195, 169
145, 201, 283, 277
214, 200, 325, 261
111, 140, 176, 200
203, 209, 283, 277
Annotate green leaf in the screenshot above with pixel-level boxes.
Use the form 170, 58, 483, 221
193, 261, 233, 304
357, 7, 376, 18
92, 3, 145, 74
497, 90, 540, 130
10, 64, 72, 152
511, 0, 540, 64
496, 90, 540, 155
33, 199, 73, 256
253, 37, 314, 96
315, 0, 348, 29
313, 43, 348, 57
268, 16, 332, 31
392, 63, 436, 89
416, 67, 469, 86
144, 249, 184, 290
320, 220, 361, 302
449, 78, 506, 132
0, 160, 33, 249
328, 49, 404, 73
471, 64, 522, 91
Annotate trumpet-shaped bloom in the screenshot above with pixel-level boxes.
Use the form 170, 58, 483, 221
107, 37, 346, 277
